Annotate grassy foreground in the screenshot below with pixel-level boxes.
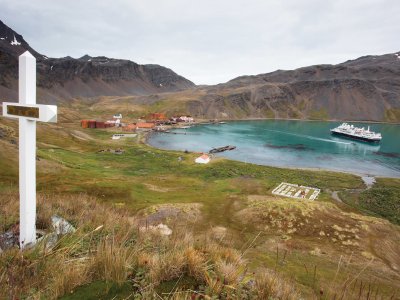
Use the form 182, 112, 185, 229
0, 191, 301, 299
0, 106, 399, 299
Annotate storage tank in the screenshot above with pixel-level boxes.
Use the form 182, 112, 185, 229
81, 120, 89, 128
96, 121, 105, 128
88, 120, 96, 128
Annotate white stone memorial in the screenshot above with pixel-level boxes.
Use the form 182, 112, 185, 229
2, 51, 57, 249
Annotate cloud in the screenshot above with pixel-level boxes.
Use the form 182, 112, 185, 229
1, 0, 399, 84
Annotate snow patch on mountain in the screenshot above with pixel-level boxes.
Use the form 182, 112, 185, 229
10, 35, 21, 46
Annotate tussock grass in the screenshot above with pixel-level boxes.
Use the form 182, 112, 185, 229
88, 236, 137, 285
0, 191, 303, 299
0, 191, 131, 298
50, 261, 88, 298
255, 270, 300, 300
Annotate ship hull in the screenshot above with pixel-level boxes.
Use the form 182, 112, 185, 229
331, 130, 381, 143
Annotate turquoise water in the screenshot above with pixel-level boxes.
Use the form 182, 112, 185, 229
148, 120, 400, 178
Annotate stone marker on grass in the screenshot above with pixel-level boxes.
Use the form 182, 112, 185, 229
2, 51, 57, 249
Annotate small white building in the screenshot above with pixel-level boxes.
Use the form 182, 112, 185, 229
195, 154, 210, 164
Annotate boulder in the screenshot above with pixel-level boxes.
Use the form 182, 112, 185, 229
51, 215, 76, 235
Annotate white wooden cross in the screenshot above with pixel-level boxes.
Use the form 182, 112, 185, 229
2, 51, 57, 249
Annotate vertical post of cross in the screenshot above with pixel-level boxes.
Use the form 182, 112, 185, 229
19, 51, 37, 248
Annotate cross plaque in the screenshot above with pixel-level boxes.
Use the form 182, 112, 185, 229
2, 51, 57, 249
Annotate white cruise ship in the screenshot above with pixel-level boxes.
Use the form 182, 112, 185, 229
330, 123, 382, 143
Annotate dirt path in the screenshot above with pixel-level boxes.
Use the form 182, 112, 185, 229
330, 175, 376, 204
331, 191, 342, 203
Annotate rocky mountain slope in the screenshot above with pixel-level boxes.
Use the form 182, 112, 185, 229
1, 19, 400, 122
184, 53, 400, 122
0, 20, 194, 103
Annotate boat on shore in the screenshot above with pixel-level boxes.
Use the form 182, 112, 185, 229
330, 123, 382, 143
209, 145, 236, 153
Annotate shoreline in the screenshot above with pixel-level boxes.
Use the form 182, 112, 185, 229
143, 120, 400, 179
143, 131, 400, 180
194, 117, 400, 125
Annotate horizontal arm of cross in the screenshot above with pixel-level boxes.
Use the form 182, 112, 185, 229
2, 102, 57, 123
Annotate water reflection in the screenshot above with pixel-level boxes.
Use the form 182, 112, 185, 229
332, 138, 381, 156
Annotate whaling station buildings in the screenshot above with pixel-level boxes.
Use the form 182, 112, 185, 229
81, 113, 194, 132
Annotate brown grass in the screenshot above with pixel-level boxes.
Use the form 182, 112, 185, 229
88, 236, 137, 285
255, 270, 300, 300
50, 261, 88, 298
0, 191, 134, 298
3, 189, 387, 299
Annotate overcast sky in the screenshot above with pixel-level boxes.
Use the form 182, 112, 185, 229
1, 0, 400, 84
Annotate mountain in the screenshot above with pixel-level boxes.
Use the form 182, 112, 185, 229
1, 19, 400, 122
0, 20, 195, 103
183, 53, 400, 122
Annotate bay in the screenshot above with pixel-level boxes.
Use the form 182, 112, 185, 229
148, 120, 400, 178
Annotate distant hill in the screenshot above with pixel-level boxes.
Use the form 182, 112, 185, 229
0, 20, 195, 103
182, 52, 400, 122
